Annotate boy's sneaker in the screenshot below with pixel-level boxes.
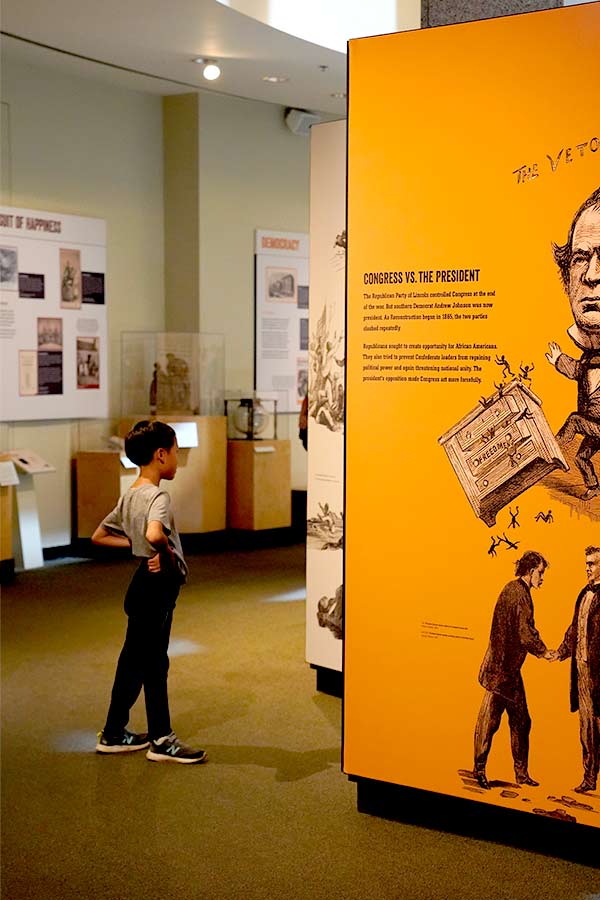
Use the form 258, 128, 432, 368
96, 729, 150, 753
146, 732, 207, 765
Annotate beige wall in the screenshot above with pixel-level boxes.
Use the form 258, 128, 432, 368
0, 59, 164, 546
197, 92, 316, 490
198, 91, 311, 393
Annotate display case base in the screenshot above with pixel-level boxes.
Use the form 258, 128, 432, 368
353, 776, 598, 866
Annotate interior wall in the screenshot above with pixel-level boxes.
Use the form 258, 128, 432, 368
197, 91, 317, 488
0, 59, 164, 546
0, 60, 324, 545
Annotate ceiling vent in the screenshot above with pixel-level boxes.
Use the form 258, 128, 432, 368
284, 107, 321, 135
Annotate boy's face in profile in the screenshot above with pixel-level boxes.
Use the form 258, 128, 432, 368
157, 440, 179, 480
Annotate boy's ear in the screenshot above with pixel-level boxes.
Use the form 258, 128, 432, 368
154, 446, 166, 463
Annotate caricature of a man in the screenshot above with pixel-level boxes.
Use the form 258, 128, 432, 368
546, 187, 600, 500
554, 545, 600, 794
473, 551, 553, 790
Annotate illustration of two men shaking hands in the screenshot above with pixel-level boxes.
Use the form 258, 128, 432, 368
474, 546, 600, 794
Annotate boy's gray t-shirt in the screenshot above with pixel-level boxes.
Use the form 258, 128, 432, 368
101, 483, 188, 580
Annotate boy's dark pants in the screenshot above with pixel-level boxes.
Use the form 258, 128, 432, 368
104, 561, 180, 740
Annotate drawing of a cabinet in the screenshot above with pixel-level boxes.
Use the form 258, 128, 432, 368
438, 380, 568, 526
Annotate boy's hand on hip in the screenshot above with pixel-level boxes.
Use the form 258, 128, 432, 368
148, 552, 162, 573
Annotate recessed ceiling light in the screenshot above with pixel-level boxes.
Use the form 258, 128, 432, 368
262, 75, 290, 84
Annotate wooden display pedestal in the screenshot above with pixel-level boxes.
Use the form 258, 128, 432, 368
74, 451, 123, 539
1, 484, 14, 580
227, 439, 291, 530
75, 416, 227, 537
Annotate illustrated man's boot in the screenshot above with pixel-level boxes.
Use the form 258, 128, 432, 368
473, 769, 490, 790
515, 770, 539, 787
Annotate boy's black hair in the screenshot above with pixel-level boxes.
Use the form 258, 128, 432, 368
124, 420, 176, 466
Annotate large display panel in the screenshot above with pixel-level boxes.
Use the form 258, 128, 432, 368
0, 207, 107, 421
345, 5, 600, 829
306, 121, 346, 672
254, 229, 309, 412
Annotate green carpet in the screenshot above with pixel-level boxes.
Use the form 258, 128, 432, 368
2, 545, 598, 899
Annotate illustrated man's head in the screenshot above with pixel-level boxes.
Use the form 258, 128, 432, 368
553, 187, 600, 334
515, 550, 549, 589
585, 545, 600, 586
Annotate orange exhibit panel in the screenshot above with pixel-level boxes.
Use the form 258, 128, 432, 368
344, 4, 600, 829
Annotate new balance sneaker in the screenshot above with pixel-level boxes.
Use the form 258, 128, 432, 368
96, 729, 150, 753
146, 732, 207, 764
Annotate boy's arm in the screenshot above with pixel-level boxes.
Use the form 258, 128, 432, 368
91, 524, 130, 549
146, 519, 176, 572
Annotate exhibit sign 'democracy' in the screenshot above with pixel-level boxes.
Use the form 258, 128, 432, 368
344, 4, 600, 829
0, 207, 107, 421
255, 230, 309, 412
306, 121, 347, 671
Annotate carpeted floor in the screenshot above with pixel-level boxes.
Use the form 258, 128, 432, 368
1, 543, 599, 900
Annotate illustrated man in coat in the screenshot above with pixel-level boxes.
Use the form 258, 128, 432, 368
473, 551, 553, 790
546, 186, 600, 500
553, 545, 600, 793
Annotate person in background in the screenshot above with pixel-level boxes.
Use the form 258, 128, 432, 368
299, 394, 308, 450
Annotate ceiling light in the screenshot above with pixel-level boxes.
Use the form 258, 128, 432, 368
193, 58, 221, 81
262, 75, 290, 84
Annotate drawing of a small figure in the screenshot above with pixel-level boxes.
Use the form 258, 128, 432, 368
508, 506, 520, 529
535, 510, 554, 523
495, 354, 515, 380
519, 363, 535, 385
507, 446, 521, 469
318, 502, 335, 532
494, 382, 505, 398
546, 186, 600, 501
498, 532, 520, 551
514, 407, 535, 424
317, 585, 343, 640
473, 551, 554, 790
309, 309, 345, 433
488, 536, 500, 558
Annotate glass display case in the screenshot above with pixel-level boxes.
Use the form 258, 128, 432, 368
120, 332, 225, 418
224, 393, 282, 440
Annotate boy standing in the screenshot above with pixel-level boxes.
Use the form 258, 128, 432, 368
92, 420, 206, 764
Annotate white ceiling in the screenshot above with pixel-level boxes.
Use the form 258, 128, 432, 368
0, 0, 349, 115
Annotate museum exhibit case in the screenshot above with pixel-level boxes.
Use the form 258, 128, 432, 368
224, 394, 280, 441
120, 331, 225, 419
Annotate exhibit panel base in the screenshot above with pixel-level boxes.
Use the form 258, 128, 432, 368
354, 777, 599, 867
311, 664, 343, 698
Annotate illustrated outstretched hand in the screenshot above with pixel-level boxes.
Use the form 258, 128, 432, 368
543, 649, 559, 662
545, 342, 562, 367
